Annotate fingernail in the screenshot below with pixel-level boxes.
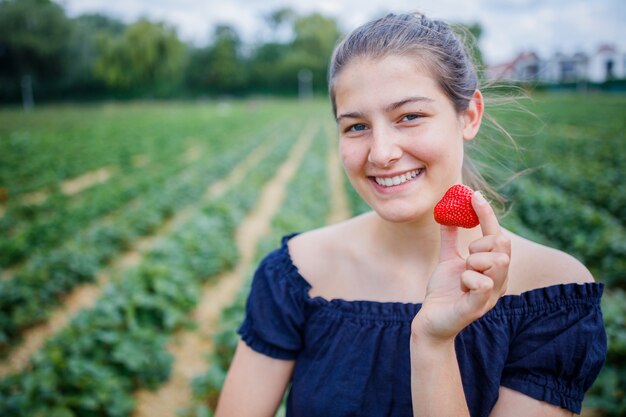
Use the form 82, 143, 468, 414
474, 190, 487, 205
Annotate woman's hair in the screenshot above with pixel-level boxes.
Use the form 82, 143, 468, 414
328, 12, 515, 208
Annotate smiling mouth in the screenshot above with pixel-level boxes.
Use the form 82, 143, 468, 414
372, 169, 424, 187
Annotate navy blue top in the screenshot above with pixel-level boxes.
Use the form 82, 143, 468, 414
238, 235, 606, 417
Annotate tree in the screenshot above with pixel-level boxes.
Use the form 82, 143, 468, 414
281, 13, 342, 93
202, 24, 248, 94
62, 13, 126, 98
248, 41, 290, 93
93, 19, 187, 96
0, 0, 72, 108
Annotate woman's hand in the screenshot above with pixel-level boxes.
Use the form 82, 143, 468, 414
412, 191, 511, 342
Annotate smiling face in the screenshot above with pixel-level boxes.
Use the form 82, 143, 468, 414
334, 54, 483, 224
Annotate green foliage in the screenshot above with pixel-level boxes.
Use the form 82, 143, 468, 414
204, 25, 247, 93
0, 4, 347, 101
290, 13, 342, 83
504, 177, 626, 285
0, 0, 71, 73
94, 19, 187, 95
0, 0, 72, 103
0, 101, 306, 354
585, 289, 626, 414
0, 100, 319, 416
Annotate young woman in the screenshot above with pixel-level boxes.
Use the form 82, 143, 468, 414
215, 12, 606, 417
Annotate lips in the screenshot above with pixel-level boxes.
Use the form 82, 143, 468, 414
372, 169, 424, 187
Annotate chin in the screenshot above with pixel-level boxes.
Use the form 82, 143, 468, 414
372, 203, 433, 224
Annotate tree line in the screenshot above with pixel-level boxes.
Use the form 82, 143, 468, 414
0, 0, 484, 107
0, 0, 345, 106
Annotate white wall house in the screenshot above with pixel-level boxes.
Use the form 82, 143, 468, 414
544, 52, 589, 82
488, 44, 625, 83
588, 44, 626, 82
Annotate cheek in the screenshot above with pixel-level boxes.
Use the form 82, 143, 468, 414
339, 141, 367, 173
413, 130, 464, 165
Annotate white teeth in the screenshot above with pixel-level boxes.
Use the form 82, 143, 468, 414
375, 169, 422, 187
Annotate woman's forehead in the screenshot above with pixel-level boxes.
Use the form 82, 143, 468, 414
334, 56, 443, 112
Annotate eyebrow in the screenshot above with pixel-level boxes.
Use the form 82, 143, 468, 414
336, 96, 435, 121
385, 96, 434, 112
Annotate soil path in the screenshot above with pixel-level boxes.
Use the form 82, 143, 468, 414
15, 166, 115, 209
0, 140, 276, 379
132, 124, 317, 417
60, 167, 114, 196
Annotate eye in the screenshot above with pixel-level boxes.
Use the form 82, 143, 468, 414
346, 123, 368, 133
401, 113, 422, 122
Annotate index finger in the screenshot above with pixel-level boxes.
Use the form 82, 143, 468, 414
472, 191, 501, 236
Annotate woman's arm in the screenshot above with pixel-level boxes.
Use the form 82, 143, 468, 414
490, 387, 573, 417
410, 330, 469, 415
215, 340, 295, 417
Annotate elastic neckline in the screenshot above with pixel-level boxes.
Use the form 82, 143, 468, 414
277, 233, 604, 320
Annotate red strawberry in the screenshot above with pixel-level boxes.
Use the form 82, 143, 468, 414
433, 184, 479, 228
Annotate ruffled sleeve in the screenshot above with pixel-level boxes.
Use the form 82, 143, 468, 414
237, 241, 307, 360
500, 283, 607, 413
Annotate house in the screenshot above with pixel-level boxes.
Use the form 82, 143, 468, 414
487, 45, 625, 84
486, 52, 542, 82
544, 51, 589, 83
588, 44, 626, 82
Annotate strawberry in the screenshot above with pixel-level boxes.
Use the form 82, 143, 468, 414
433, 184, 479, 228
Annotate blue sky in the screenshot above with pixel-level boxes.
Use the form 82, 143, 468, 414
59, 0, 626, 64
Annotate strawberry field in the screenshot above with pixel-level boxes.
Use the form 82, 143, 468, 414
0, 94, 624, 416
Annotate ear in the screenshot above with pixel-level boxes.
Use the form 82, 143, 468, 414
461, 90, 484, 141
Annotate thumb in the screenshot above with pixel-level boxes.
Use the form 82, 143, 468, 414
439, 225, 460, 262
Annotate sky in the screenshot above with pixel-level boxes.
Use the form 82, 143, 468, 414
58, 0, 626, 65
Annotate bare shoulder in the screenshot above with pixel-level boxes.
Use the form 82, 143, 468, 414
504, 229, 595, 295
289, 214, 363, 255
287, 213, 372, 294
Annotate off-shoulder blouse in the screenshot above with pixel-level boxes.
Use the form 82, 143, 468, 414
238, 235, 606, 416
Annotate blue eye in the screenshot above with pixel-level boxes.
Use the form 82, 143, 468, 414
349, 124, 367, 132
402, 114, 421, 122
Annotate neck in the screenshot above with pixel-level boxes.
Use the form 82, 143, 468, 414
369, 213, 440, 263
365, 211, 482, 272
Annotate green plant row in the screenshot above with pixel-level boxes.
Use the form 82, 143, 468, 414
530, 164, 626, 227
0, 120, 299, 417
489, 93, 626, 225
0, 102, 261, 197
0, 123, 279, 354
0, 159, 183, 267
0, 202, 237, 417
0, 108, 278, 268
183, 129, 332, 417
503, 177, 626, 287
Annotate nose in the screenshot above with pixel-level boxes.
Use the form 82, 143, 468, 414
367, 126, 402, 168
